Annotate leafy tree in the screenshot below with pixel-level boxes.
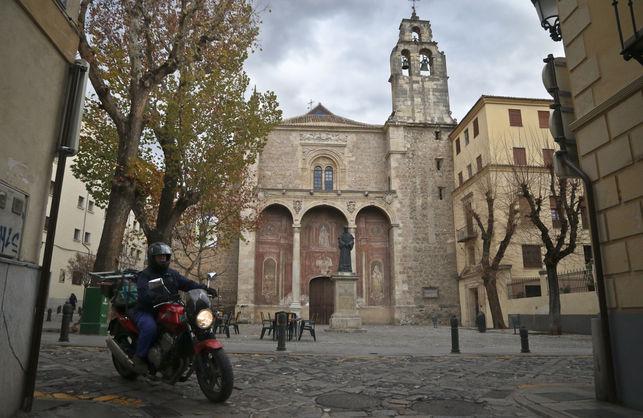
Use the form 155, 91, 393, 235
66, 252, 96, 287
75, 0, 278, 270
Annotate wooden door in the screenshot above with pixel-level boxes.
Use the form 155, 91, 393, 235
309, 277, 334, 325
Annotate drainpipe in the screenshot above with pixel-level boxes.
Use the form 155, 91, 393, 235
558, 151, 617, 403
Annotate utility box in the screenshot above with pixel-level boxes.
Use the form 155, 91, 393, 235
79, 287, 109, 335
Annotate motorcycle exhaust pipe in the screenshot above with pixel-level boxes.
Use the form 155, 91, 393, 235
106, 336, 135, 371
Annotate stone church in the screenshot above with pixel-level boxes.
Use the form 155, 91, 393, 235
226, 11, 459, 325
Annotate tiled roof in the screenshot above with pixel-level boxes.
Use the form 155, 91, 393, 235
281, 104, 379, 128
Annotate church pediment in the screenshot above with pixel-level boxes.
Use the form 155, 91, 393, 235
282, 103, 379, 128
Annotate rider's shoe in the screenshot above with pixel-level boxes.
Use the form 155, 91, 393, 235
132, 355, 150, 375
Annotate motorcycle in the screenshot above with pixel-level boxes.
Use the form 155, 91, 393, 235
101, 271, 233, 403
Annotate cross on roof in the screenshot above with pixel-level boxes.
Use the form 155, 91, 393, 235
409, 0, 420, 17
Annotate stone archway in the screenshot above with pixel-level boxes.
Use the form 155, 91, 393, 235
300, 205, 347, 311
254, 205, 293, 306
356, 206, 391, 307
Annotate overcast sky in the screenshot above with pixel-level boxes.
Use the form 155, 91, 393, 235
245, 0, 565, 124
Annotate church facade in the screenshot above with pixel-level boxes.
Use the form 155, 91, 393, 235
231, 12, 460, 324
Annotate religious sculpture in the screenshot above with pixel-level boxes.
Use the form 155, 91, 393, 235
337, 227, 354, 272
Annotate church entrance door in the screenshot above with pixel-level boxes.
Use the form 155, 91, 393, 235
309, 277, 334, 325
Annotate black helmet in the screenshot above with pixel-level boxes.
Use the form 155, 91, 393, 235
148, 242, 172, 272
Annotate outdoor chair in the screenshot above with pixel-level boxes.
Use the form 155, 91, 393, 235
228, 311, 241, 334
286, 312, 299, 341
298, 313, 317, 342
260, 311, 274, 339
215, 312, 231, 338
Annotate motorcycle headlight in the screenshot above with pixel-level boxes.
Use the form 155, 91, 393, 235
195, 309, 214, 329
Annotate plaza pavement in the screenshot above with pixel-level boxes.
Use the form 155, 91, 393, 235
18, 324, 641, 417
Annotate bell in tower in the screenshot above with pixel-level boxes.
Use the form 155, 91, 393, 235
387, 9, 455, 125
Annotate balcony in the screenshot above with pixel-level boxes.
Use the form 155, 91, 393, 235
457, 225, 477, 242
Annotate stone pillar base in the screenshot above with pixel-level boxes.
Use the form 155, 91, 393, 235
327, 272, 366, 333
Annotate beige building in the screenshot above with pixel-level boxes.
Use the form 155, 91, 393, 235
220, 11, 460, 325
450, 96, 595, 330
551, 0, 642, 410
0, 0, 81, 414
41, 158, 145, 309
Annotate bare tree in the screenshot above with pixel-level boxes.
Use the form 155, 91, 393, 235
66, 252, 96, 287
505, 133, 584, 335
467, 172, 519, 329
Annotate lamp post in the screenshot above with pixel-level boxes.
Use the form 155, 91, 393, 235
530, 0, 562, 41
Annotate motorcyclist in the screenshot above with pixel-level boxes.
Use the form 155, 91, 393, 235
130, 242, 216, 375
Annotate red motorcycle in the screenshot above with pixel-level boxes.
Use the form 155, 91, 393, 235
100, 272, 233, 403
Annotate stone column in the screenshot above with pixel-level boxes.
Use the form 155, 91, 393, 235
236, 230, 256, 323
289, 225, 301, 314
348, 226, 357, 274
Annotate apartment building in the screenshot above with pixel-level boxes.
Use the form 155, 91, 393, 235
450, 96, 595, 330
41, 157, 146, 308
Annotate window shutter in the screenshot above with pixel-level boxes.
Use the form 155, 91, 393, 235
476, 155, 482, 172
508, 109, 523, 127
455, 138, 461, 154
538, 110, 550, 128
542, 148, 554, 167
473, 118, 479, 137
513, 147, 527, 165
522, 245, 542, 268
458, 172, 463, 186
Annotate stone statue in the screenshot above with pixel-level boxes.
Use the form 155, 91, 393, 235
337, 227, 354, 272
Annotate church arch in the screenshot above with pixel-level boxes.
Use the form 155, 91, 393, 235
300, 205, 347, 306
411, 26, 421, 42
419, 48, 433, 76
400, 49, 411, 76
254, 204, 293, 306
355, 206, 391, 306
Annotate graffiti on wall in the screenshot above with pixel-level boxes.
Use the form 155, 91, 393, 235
0, 225, 20, 257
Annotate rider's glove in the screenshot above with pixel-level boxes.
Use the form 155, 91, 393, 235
205, 287, 218, 298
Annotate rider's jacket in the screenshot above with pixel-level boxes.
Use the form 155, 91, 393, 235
134, 266, 205, 313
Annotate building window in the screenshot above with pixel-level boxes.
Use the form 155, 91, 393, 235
44, 216, 50, 231
579, 196, 589, 229
438, 187, 444, 200
473, 118, 479, 138
136, 249, 142, 259
77, 196, 85, 209
464, 129, 470, 146
522, 245, 542, 268
543, 148, 554, 167
467, 245, 476, 266
133, 220, 137, 231
458, 172, 464, 186
313, 166, 322, 190
130, 247, 135, 257
476, 155, 483, 172
84, 232, 91, 244
513, 147, 527, 166
508, 109, 523, 127
71, 270, 83, 286
455, 138, 461, 155
0, 192, 5, 209
538, 110, 550, 129
324, 166, 333, 191
435, 158, 443, 171
434, 130, 441, 140
73, 228, 81, 241
583, 245, 593, 265
467, 164, 473, 178
550, 196, 561, 228
88, 200, 94, 212
49, 181, 55, 196
59, 269, 65, 283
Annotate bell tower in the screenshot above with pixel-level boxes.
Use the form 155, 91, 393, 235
388, 9, 454, 125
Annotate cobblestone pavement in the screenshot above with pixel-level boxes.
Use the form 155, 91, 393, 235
28, 344, 596, 417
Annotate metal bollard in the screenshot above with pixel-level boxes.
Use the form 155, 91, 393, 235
450, 315, 460, 354
46, 308, 52, 322
59, 303, 73, 342
519, 326, 530, 353
275, 311, 288, 351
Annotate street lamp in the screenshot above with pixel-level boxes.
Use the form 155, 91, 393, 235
530, 0, 562, 41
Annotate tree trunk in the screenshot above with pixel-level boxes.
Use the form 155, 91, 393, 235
93, 185, 133, 271
482, 271, 507, 329
546, 262, 562, 335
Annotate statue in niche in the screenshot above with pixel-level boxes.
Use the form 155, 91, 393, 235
319, 224, 330, 247
370, 262, 384, 303
337, 227, 354, 272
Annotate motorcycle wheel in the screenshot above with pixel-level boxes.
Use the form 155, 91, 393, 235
111, 324, 138, 380
195, 348, 233, 403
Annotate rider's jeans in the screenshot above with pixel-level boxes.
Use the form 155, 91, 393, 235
131, 310, 157, 359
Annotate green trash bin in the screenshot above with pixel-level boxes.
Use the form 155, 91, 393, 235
79, 287, 109, 335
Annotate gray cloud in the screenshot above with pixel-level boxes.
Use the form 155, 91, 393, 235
246, 0, 565, 124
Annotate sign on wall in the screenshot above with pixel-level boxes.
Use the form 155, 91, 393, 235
0, 182, 27, 259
